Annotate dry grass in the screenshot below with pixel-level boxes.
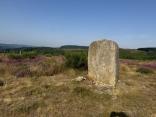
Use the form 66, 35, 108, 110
0, 57, 156, 117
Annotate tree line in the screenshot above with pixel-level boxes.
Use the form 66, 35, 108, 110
0, 47, 156, 60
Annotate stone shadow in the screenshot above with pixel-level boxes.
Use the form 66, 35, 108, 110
110, 111, 129, 117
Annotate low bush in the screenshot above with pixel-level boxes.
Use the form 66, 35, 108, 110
0, 58, 3, 62
22, 52, 38, 59
136, 67, 154, 74
65, 51, 88, 70
10, 66, 29, 76
7, 53, 22, 60
45, 54, 52, 57
7, 52, 38, 60
16, 71, 26, 77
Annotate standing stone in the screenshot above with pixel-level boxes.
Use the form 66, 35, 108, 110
88, 39, 119, 87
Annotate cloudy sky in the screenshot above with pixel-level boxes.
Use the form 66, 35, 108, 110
0, 0, 156, 48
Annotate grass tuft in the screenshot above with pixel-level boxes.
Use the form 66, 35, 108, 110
73, 87, 93, 98
17, 105, 30, 114
136, 67, 154, 74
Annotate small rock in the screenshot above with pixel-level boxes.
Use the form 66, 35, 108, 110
55, 82, 64, 86
111, 95, 117, 100
94, 89, 104, 94
75, 76, 86, 82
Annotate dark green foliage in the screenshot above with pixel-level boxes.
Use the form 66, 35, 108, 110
119, 48, 156, 60
2, 47, 65, 55
2, 46, 156, 60
7, 53, 22, 60
7, 52, 38, 60
0, 58, 2, 62
138, 48, 156, 52
102, 94, 112, 100
0, 79, 4, 86
65, 50, 88, 69
136, 67, 154, 74
22, 52, 38, 59
45, 54, 52, 57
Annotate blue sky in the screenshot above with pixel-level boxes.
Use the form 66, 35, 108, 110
0, 0, 156, 48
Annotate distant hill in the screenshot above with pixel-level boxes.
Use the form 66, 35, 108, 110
137, 47, 156, 52
0, 43, 33, 49
60, 45, 89, 49
1, 43, 156, 60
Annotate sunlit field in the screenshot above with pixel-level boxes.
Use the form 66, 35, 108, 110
0, 53, 156, 117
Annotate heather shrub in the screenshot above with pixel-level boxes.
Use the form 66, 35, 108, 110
136, 67, 154, 74
16, 69, 31, 77
10, 66, 29, 76
16, 71, 25, 77
140, 63, 156, 70
65, 51, 88, 70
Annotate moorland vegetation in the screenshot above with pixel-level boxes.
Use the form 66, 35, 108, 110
0, 47, 156, 117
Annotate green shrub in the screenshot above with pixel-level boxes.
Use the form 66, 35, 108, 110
65, 51, 88, 70
136, 67, 154, 74
7, 53, 22, 60
0, 58, 3, 62
22, 52, 38, 59
45, 54, 52, 57
44, 59, 56, 65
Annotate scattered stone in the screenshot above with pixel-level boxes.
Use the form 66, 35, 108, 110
88, 39, 119, 87
55, 82, 65, 86
75, 76, 86, 82
94, 89, 104, 94
111, 95, 117, 100
152, 114, 156, 117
